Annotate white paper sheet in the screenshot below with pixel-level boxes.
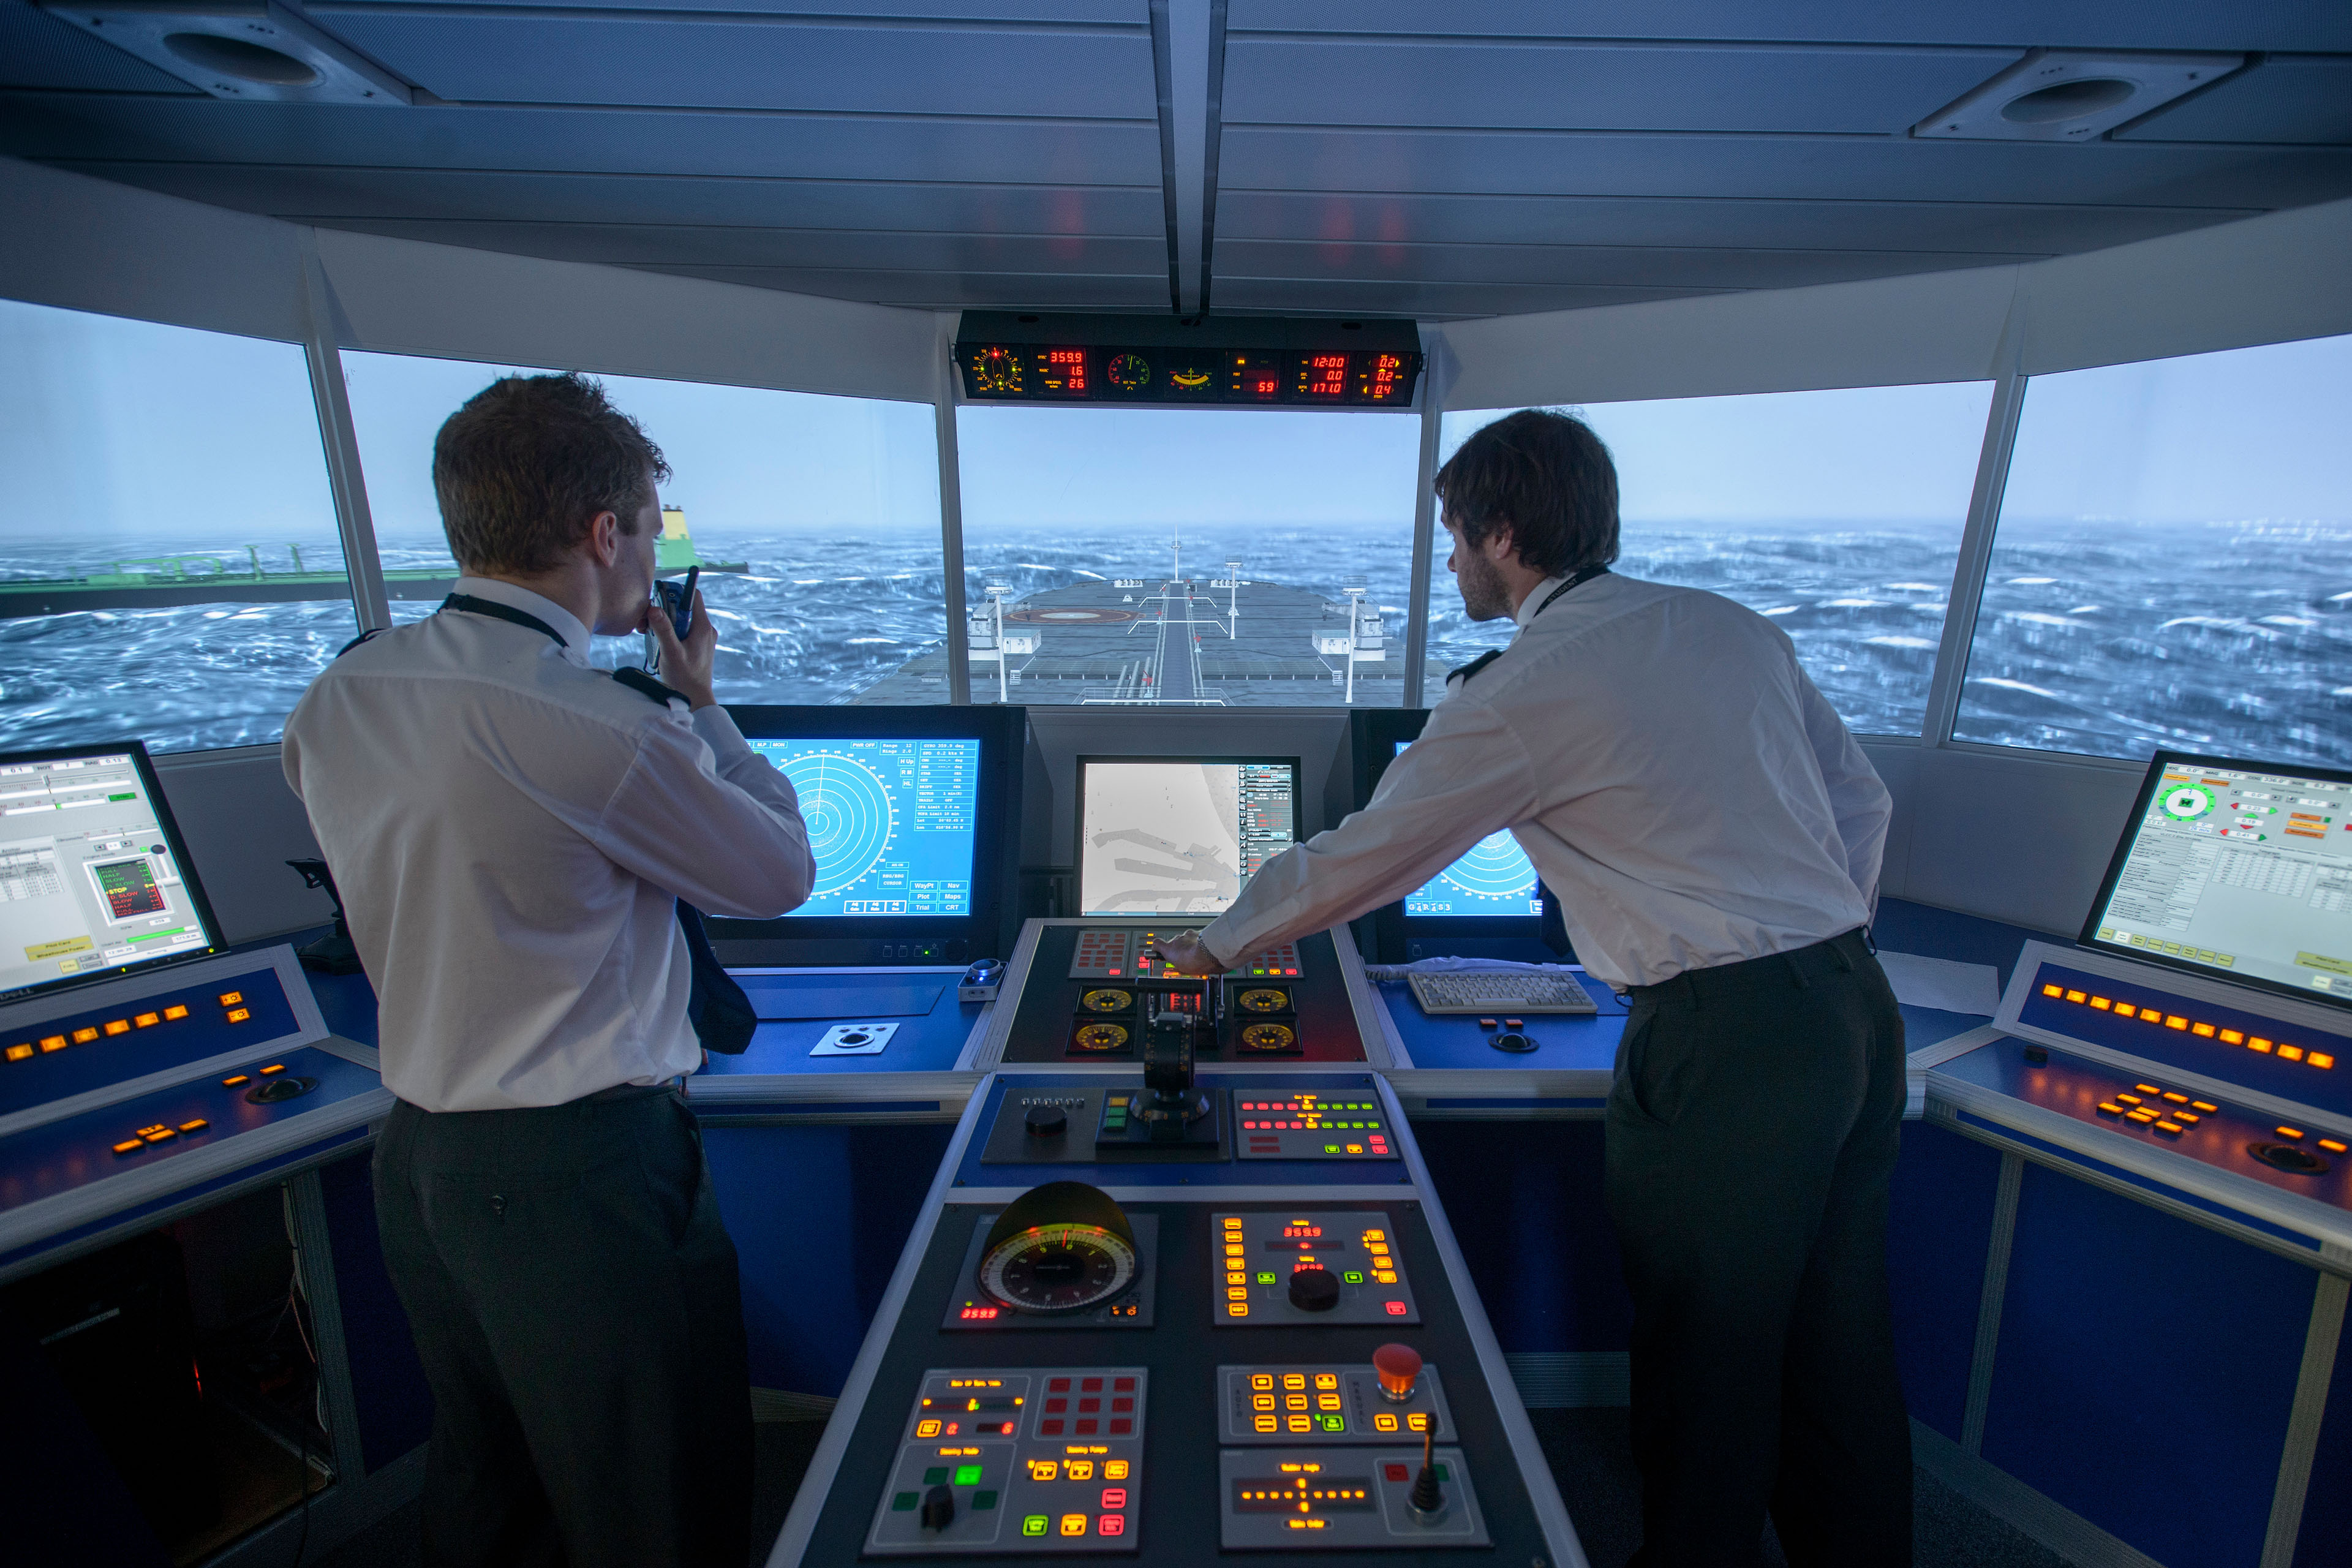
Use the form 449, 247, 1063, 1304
1877, 951, 2001, 1017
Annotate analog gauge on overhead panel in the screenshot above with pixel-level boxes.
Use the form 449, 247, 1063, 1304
1106, 352, 1153, 393
1164, 361, 1218, 399
967, 345, 1024, 396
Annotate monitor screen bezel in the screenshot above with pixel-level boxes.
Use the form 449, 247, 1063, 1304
707, 705, 1027, 965
1073, 753, 1303, 921
0, 739, 229, 1009
1351, 709, 1545, 959
2078, 747, 2352, 1016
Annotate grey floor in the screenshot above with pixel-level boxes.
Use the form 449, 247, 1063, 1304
312, 1409, 2073, 1568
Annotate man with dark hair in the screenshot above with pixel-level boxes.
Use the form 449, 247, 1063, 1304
1153, 407, 1907, 1566
284, 372, 815, 1568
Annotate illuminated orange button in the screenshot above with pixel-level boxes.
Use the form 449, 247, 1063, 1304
1226, 1272, 1246, 1286
2165, 1016, 2188, 1030
2192, 1023, 2215, 1038
2192, 1101, 2218, 1113
104, 1020, 131, 1036
218, 992, 243, 1006
2113, 1005, 2138, 1019
2173, 1113, 2199, 1125
1226, 1287, 1248, 1301
40, 1035, 68, 1052
916, 1419, 941, 1438
2115, 1094, 2142, 1105
1286, 1416, 1311, 1433
1283, 1374, 1305, 1389
1314, 1373, 1338, 1389
3, 1043, 31, 1062
2135, 1084, 2161, 1095
134, 1012, 160, 1028
2095, 1102, 2125, 1117
178, 1119, 208, 1134
2162, 1092, 2189, 1104
1408, 1412, 1430, 1431
2154, 1122, 2183, 1137
1254, 1414, 1278, 1432
2320, 1140, 2348, 1155
1228, 1303, 1248, 1317
1285, 1394, 1307, 1411
2312, 1054, 2335, 1070
72, 1027, 99, 1044
1059, 1515, 1087, 1537
2250, 1038, 2274, 1053
1104, 1461, 1128, 1480
1251, 1393, 1274, 1411
2220, 1030, 2244, 1044
226, 1008, 252, 1023
260, 1063, 284, 1074
2090, 997, 2112, 1010
1250, 1373, 1272, 1390
2279, 1046, 2305, 1062
1373, 1412, 1398, 1433
164, 1005, 189, 1020
2042, 984, 2063, 998
140, 1127, 176, 1144
222, 1074, 250, 1087
2127, 1110, 2158, 1123
2278, 1126, 2305, 1140
111, 1139, 145, 1156
2065, 990, 2087, 1003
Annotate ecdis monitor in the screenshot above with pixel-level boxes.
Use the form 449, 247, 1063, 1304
2082, 750, 2352, 1013
0, 741, 225, 1009
1076, 756, 1299, 918
1394, 741, 1542, 919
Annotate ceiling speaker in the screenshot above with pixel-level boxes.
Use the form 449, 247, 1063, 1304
1913, 49, 2241, 142
42, 1, 412, 105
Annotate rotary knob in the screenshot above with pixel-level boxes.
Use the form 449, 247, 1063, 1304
1373, 1342, 1422, 1403
1287, 1265, 1341, 1312
1024, 1104, 1068, 1138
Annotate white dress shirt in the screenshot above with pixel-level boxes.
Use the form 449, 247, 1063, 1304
282, 578, 815, 1111
1201, 572, 1892, 989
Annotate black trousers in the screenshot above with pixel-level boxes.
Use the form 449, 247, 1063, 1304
373, 1085, 752, 1568
1606, 929, 1912, 1567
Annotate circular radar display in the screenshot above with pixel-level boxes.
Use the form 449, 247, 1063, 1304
1080, 989, 1134, 1013
1438, 831, 1539, 903
979, 1182, 1138, 1314
775, 752, 897, 900
2160, 785, 2215, 821
1073, 1023, 1129, 1051
1106, 352, 1152, 391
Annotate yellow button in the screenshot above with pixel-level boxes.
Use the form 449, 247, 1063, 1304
2320, 1140, 2347, 1155
1028, 1459, 1057, 1480
2278, 1046, 2305, 1062
111, 1139, 144, 1156
917, 1419, 941, 1438
1408, 1412, 1430, 1431
2312, 1054, 2336, 1070
1287, 1415, 1311, 1432
2065, 990, 2087, 1003
2192, 1023, 2215, 1037
1252, 1393, 1274, 1411
4, 1042, 32, 1061
72, 1027, 99, 1044
2220, 1030, 2243, 1045
1227, 1286, 1248, 1300
2115, 1094, 2142, 1105
2250, 1038, 2274, 1053
1317, 1395, 1340, 1410
222, 1074, 250, 1087
1229, 1303, 1248, 1317
1282, 1374, 1305, 1389
1373, 1413, 1397, 1433
104, 1020, 132, 1036
40, 1035, 69, 1052
1105, 1461, 1129, 1480
163, 1005, 189, 1021
1250, 1373, 1273, 1390
1060, 1515, 1087, 1537
1065, 1460, 1092, 1481
1313, 1373, 1338, 1389
1254, 1414, 1278, 1432
218, 992, 244, 1006
2192, 1101, 2218, 1113
1361, 1230, 1385, 1242
2278, 1126, 2305, 1140
1374, 1271, 1398, 1284
2165, 1016, 2188, 1030
134, 1012, 160, 1028
2042, 983, 2063, 997
1226, 1272, 1246, 1286
1286, 1395, 1307, 1410
227, 1008, 252, 1023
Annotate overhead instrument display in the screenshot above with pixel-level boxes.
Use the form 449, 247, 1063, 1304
1391, 741, 1541, 918
1077, 758, 1298, 917
1214, 1211, 1419, 1325
0, 742, 224, 1006
867, 1366, 1147, 1555
953, 312, 1422, 406
2082, 750, 2352, 1011
745, 737, 980, 918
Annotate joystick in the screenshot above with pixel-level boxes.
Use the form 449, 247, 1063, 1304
919, 1483, 956, 1531
1409, 1426, 1446, 1520
1135, 978, 1213, 1139
1373, 1342, 1422, 1402
1287, 1265, 1341, 1312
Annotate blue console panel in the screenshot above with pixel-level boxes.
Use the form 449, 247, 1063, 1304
1, 960, 301, 1117
1375, 973, 1625, 1071
699, 968, 986, 1080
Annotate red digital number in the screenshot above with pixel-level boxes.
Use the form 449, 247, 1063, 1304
1048, 350, 1083, 364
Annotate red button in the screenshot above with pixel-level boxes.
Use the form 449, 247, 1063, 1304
1112, 1397, 1133, 1412
1114, 1377, 1134, 1392
1049, 1378, 1071, 1392
1384, 1463, 1409, 1482
1081, 1377, 1102, 1392
1109, 1418, 1131, 1434
1075, 1419, 1097, 1434
1045, 1398, 1066, 1412
1039, 1420, 1063, 1435
1101, 1488, 1128, 1509
1079, 1398, 1099, 1412
1098, 1514, 1125, 1537
1385, 1300, 1409, 1315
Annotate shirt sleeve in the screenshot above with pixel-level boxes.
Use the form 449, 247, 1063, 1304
1796, 666, 1893, 915
1200, 696, 1540, 964
591, 704, 817, 918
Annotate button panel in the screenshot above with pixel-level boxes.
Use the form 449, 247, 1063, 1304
1218, 1363, 1454, 1444
867, 1368, 1144, 1555
1236, 1095, 1396, 1161
1217, 1447, 1488, 1549
1212, 1212, 1419, 1326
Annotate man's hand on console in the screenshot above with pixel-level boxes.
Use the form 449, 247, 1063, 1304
1147, 931, 1227, 976
645, 589, 720, 709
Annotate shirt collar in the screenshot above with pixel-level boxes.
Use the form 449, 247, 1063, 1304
451, 576, 594, 668
1512, 574, 1570, 635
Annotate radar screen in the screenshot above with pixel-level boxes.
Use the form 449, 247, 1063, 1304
745, 738, 979, 919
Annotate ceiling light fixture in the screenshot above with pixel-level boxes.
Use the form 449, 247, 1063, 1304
42, 1, 412, 105
1913, 49, 2241, 142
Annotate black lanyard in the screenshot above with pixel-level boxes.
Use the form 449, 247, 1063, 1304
441, 592, 569, 649
1524, 562, 1610, 624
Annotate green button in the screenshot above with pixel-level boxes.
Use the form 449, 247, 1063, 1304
892, 1492, 919, 1512
923, 1466, 949, 1485
954, 1464, 984, 1487
1319, 1414, 1346, 1431
1256, 1272, 1276, 1284
1023, 1515, 1049, 1537
973, 1490, 998, 1510
1324, 1144, 1340, 1153
1434, 1463, 1451, 1482
1343, 1270, 1364, 1284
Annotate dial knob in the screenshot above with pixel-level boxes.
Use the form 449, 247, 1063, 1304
1025, 1104, 1068, 1138
1287, 1265, 1341, 1312
920, 1483, 956, 1531
1373, 1342, 1422, 1402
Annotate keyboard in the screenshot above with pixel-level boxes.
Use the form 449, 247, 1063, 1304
1407, 971, 1598, 1016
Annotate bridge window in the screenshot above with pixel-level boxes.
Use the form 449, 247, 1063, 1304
0, 298, 350, 753
1441, 382, 1994, 736
954, 406, 1420, 706
1956, 333, 2352, 765
342, 353, 943, 704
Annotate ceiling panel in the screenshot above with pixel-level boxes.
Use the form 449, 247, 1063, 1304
59, 162, 1164, 234
315, 0, 1144, 16
0, 95, 1164, 184
0, 0, 200, 94
1212, 276, 1730, 318
1218, 126, 2352, 210
1213, 236, 2027, 290
633, 263, 1167, 308
2115, 56, 2352, 144
1213, 190, 2249, 255
1227, 1, 2352, 53
1223, 39, 2019, 134
319, 12, 1152, 116
311, 217, 1167, 274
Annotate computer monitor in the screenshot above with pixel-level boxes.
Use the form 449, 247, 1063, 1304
1076, 756, 1300, 918
707, 706, 1027, 966
2082, 750, 2352, 1014
1394, 742, 1542, 919
0, 741, 226, 1008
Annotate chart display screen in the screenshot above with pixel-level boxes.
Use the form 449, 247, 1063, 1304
1078, 758, 1297, 917
2084, 751, 2352, 1011
1392, 742, 1540, 918
746, 738, 981, 919
0, 745, 223, 1006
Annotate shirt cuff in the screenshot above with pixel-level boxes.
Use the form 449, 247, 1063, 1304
1200, 919, 1251, 968
689, 703, 753, 766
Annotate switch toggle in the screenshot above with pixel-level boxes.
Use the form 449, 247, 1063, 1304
919, 1484, 955, 1532
1374, 1342, 1423, 1403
